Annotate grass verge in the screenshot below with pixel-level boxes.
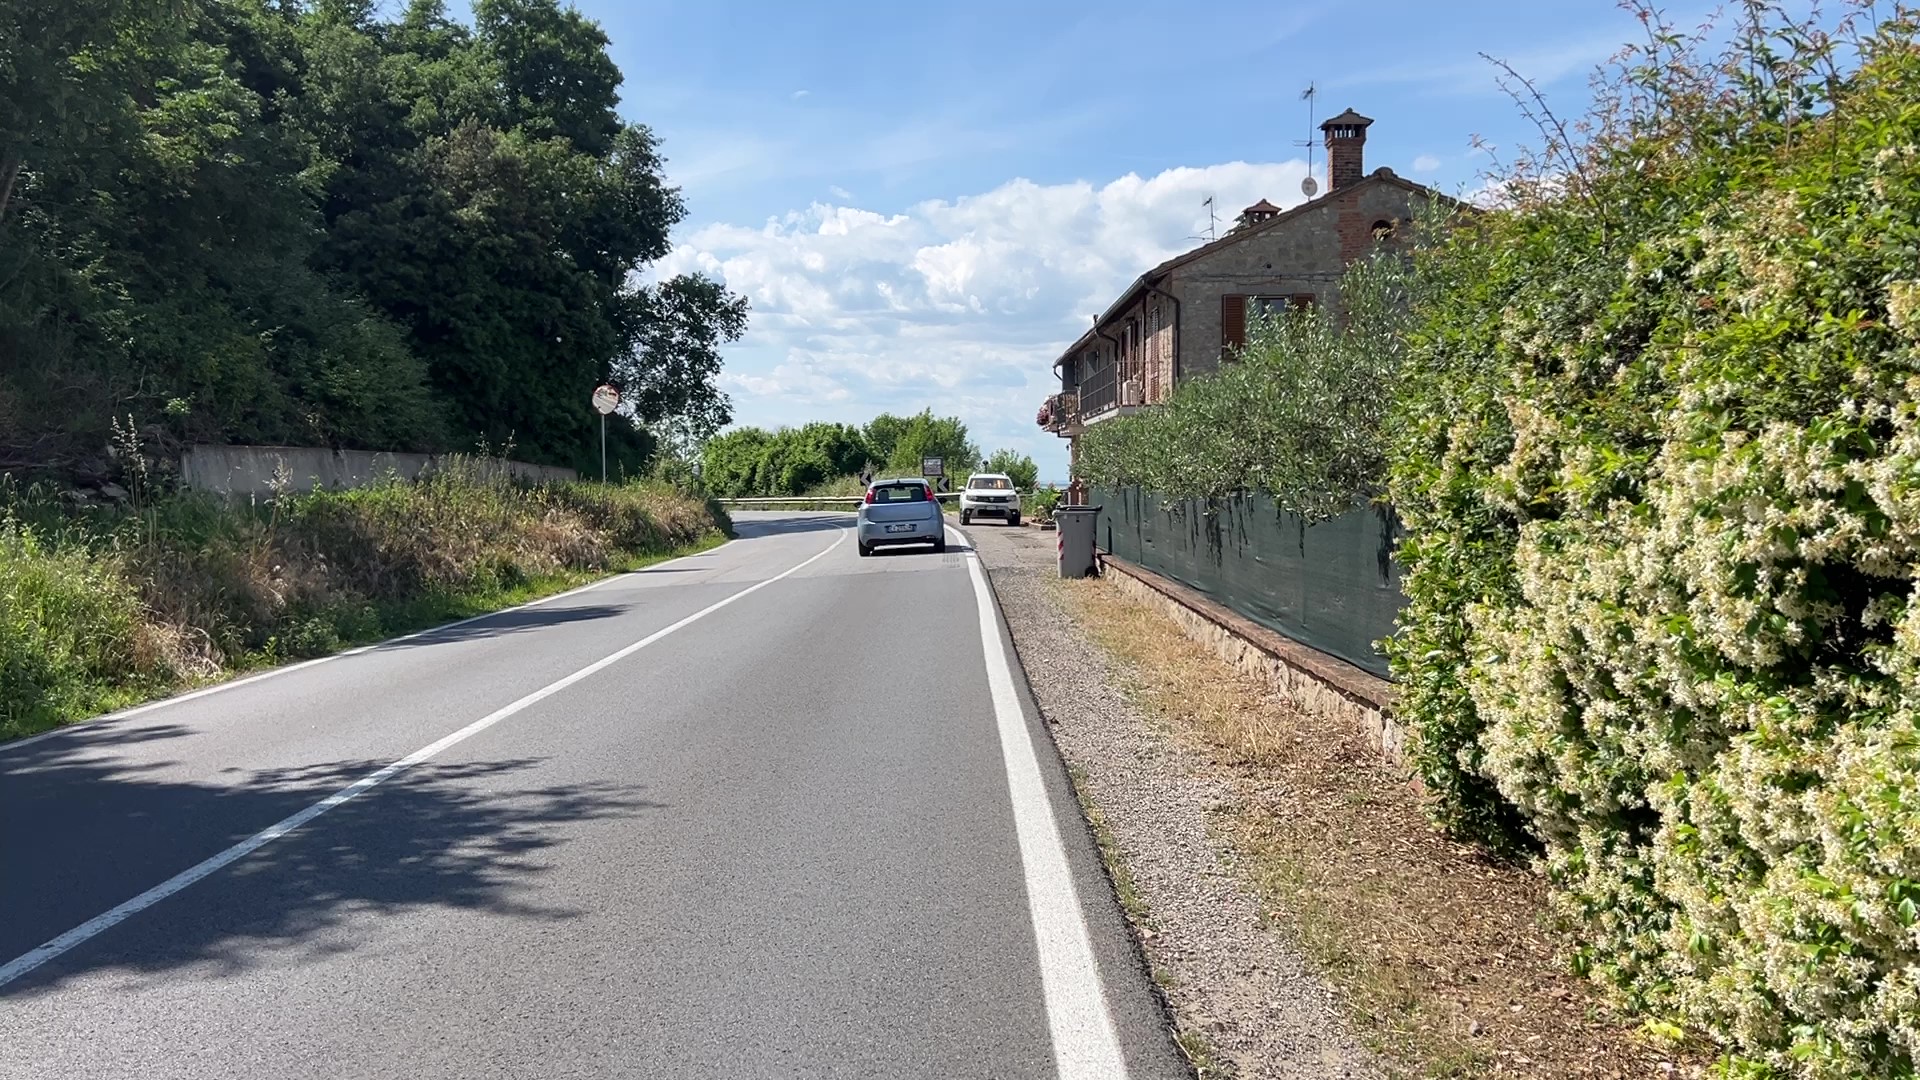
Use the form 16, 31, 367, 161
1052, 576, 1710, 1080
303, 529, 727, 658
2, 465, 730, 742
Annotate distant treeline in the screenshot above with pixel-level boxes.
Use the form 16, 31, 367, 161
700, 411, 1037, 497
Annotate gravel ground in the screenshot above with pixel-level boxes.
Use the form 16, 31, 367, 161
970, 522, 1381, 1080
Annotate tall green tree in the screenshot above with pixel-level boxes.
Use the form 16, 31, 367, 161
982, 449, 1037, 490
614, 273, 746, 445
869, 410, 978, 478
0, 0, 166, 234
299, 0, 743, 473
1, 0, 444, 471
1, 0, 745, 479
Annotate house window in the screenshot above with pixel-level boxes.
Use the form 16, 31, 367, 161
1251, 294, 1315, 317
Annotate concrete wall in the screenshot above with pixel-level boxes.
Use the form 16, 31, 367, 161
180, 445, 576, 499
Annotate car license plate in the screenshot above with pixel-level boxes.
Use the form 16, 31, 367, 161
885, 523, 914, 533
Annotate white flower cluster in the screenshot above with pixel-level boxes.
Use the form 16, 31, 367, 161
1430, 111, 1920, 1075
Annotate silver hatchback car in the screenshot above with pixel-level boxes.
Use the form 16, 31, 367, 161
856, 478, 946, 557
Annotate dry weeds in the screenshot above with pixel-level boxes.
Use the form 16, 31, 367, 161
2, 476, 726, 740
1055, 577, 1711, 1080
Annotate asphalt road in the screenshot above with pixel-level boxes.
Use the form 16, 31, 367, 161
0, 513, 1189, 1080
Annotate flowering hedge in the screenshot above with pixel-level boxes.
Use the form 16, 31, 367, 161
1387, 5, 1920, 1074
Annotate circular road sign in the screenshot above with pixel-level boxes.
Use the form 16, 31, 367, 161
591, 384, 620, 415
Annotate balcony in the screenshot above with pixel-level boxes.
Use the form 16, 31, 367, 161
1076, 362, 1143, 425
1037, 392, 1080, 436
1079, 364, 1115, 417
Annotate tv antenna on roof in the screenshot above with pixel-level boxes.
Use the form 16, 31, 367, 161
1188, 196, 1218, 243
1295, 83, 1320, 198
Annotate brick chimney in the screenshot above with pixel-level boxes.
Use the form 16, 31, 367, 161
1321, 108, 1373, 193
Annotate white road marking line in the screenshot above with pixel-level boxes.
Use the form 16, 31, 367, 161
0, 529, 846, 990
954, 524, 1131, 1080
0, 538, 742, 755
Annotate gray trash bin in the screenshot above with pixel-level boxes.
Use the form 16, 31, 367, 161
1055, 504, 1101, 579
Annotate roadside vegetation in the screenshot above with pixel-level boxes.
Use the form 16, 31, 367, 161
1028, 486, 1063, 522
2, 0, 744, 483
0, 461, 729, 742
700, 410, 1041, 500
2, 0, 762, 744
1067, 3, 1920, 1074
1057, 575, 1703, 1078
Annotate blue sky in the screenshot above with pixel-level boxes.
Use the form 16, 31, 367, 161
482, 1, 1694, 480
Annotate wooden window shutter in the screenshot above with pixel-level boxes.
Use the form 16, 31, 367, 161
1290, 293, 1315, 310
1221, 295, 1247, 355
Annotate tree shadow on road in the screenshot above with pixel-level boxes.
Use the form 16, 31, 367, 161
1, 721, 661, 995
728, 514, 853, 539
372, 602, 629, 650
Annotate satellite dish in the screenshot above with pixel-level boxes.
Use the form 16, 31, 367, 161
1301, 175, 1319, 198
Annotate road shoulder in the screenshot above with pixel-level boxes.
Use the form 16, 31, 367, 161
958, 521, 1195, 1080
969, 522, 1379, 1080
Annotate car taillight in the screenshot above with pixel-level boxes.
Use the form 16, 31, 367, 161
864, 489, 875, 504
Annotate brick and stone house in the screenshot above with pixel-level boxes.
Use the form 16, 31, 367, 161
1038, 109, 1449, 463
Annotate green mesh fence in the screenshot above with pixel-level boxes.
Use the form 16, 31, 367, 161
1090, 486, 1402, 679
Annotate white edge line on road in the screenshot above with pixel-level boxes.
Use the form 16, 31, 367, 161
952, 523, 1131, 1080
0, 527, 847, 991
0, 535, 746, 756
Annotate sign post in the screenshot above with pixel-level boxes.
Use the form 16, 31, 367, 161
921, 456, 944, 495
591, 384, 620, 484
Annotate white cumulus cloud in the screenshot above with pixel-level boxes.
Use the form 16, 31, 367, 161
1412, 153, 1442, 173
660, 160, 1312, 477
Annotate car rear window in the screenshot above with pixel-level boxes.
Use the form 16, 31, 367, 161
968, 477, 1012, 490
872, 483, 929, 502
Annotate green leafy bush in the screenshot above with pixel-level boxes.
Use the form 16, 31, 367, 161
0, 521, 169, 734
1387, 5, 1920, 1074
866, 410, 980, 480
0, 468, 728, 740
1030, 486, 1062, 522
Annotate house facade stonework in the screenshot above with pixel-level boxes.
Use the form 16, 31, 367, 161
1041, 109, 1449, 461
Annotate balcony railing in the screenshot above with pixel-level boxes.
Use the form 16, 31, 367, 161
1079, 364, 1118, 417
1078, 362, 1146, 420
